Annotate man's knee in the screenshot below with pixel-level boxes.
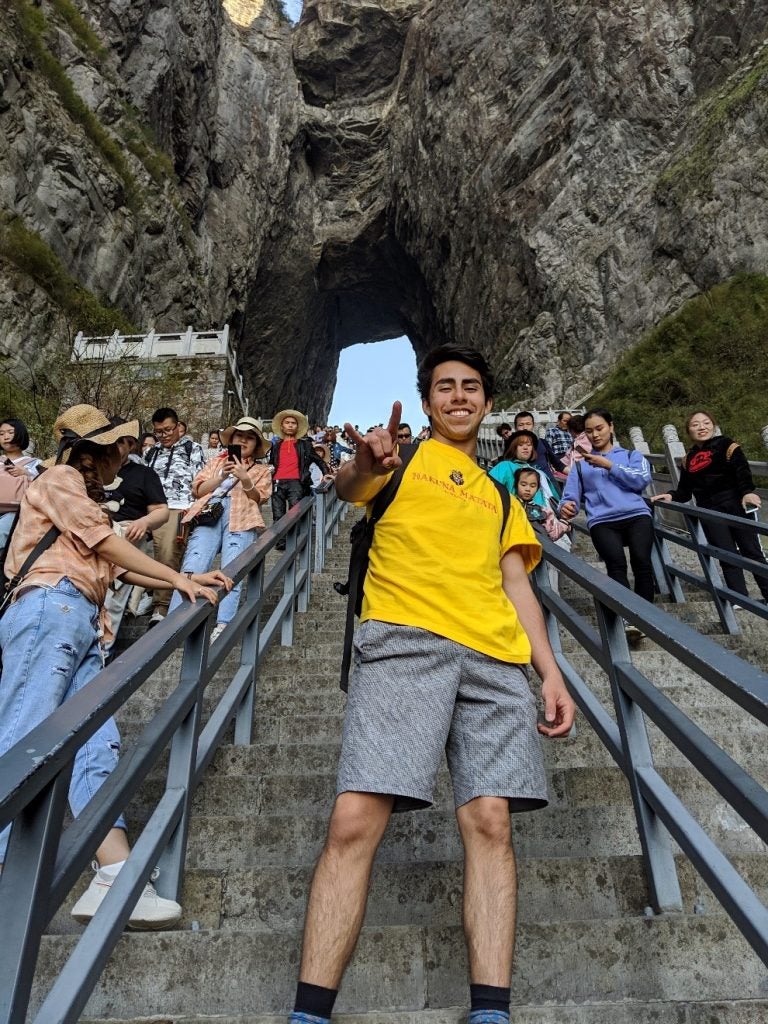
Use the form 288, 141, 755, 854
325, 792, 392, 853
457, 796, 512, 847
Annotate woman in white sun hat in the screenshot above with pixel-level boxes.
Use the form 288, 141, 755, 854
169, 416, 273, 642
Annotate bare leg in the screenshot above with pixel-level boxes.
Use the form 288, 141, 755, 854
95, 827, 131, 867
456, 796, 517, 985
300, 791, 394, 988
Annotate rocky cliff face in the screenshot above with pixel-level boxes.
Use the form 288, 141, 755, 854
0, 0, 296, 376
2, 0, 768, 415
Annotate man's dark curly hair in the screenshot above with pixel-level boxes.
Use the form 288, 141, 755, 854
416, 345, 495, 402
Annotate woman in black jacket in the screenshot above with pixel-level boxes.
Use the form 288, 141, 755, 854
653, 410, 768, 605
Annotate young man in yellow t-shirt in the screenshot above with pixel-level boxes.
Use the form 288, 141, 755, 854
289, 346, 576, 1024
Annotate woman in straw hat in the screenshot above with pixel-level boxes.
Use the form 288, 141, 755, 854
170, 416, 273, 642
0, 405, 232, 929
269, 408, 328, 549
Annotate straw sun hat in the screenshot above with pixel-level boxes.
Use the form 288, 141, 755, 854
312, 442, 331, 464
49, 405, 139, 466
220, 417, 271, 459
272, 408, 309, 440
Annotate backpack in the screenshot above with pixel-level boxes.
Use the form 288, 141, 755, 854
146, 439, 195, 476
336, 445, 511, 691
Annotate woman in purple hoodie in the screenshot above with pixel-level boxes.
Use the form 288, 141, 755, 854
559, 408, 654, 610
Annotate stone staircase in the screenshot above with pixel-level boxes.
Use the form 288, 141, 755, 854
31, 518, 768, 1022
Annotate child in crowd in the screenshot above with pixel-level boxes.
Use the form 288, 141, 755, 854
515, 467, 571, 594
514, 467, 571, 542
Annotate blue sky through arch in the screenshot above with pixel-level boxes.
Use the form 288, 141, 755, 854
328, 337, 425, 435
282, 0, 303, 22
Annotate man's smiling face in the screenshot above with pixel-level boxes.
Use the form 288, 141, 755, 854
422, 360, 492, 447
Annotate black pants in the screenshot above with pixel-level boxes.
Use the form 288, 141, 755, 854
700, 494, 768, 601
272, 479, 305, 546
590, 514, 655, 603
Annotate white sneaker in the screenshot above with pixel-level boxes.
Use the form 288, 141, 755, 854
732, 604, 744, 611
210, 622, 226, 643
625, 625, 645, 644
71, 864, 182, 930
147, 610, 165, 628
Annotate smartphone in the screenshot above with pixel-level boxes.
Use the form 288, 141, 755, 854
574, 444, 589, 456
227, 444, 241, 462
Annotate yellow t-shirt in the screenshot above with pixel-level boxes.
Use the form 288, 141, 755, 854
361, 439, 541, 663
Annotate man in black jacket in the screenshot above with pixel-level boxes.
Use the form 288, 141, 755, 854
269, 408, 327, 547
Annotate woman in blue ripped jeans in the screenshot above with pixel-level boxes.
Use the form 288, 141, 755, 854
0, 405, 231, 929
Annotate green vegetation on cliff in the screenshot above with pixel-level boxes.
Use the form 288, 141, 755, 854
11, 0, 178, 205
0, 213, 136, 335
657, 45, 768, 201
591, 273, 768, 458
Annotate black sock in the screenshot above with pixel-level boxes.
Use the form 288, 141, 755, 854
470, 984, 511, 1013
293, 982, 338, 1019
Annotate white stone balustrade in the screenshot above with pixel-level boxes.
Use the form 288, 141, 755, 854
72, 325, 249, 416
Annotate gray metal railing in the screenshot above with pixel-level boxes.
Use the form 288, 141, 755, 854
650, 500, 768, 632
0, 487, 347, 1024
534, 536, 768, 964
313, 480, 350, 572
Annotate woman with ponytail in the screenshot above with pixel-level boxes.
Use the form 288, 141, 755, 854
0, 405, 232, 929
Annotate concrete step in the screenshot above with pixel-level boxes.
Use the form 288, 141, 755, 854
47, 850, 761, 940
183, 713, 768, 776
125, 763, 768, 824
52, 853, 768, 938
180, 798, 765, 871
77, 1003, 768, 1024
34, 915, 767, 1017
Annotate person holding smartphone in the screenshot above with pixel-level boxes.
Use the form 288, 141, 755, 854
558, 408, 655, 638
170, 417, 273, 642
0, 419, 41, 550
652, 410, 768, 606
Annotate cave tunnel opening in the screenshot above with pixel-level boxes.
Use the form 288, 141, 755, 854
328, 336, 425, 436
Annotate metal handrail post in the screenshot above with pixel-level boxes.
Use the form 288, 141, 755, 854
297, 509, 311, 614
0, 769, 72, 1024
651, 529, 685, 603
234, 560, 264, 746
281, 522, 298, 647
594, 602, 683, 913
330, 487, 341, 539
314, 489, 327, 573
156, 619, 210, 900
682, 510, 740, 634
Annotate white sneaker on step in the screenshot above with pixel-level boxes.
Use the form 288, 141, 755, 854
210, 623, 226, 643
70, 864, 182, 930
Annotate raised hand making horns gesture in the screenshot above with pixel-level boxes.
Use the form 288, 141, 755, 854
337, 401, 404, 503
343, 401, 404, 477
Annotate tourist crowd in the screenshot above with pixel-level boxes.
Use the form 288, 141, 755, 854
0, 385, 765, 946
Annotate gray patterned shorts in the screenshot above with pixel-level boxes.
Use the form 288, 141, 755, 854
337, 620, 548, 813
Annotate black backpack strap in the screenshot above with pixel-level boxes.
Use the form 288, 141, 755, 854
487, 475, 510, 539
1, 525, 60, 614
339, 445, 419, 692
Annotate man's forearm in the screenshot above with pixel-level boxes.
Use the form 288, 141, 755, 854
144, 507, 169, 531
501, 551, 561, 679
506, 580, 560, 679
335, 461, 389, 503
